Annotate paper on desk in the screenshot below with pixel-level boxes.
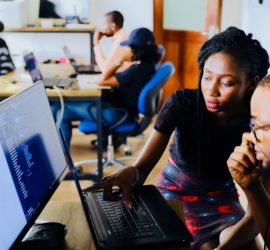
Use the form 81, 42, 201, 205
19, 72, 32, 82
77, 74, 110, 89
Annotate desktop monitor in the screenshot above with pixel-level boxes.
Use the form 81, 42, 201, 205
0, 82, 68, 250
39, 0, 90, 20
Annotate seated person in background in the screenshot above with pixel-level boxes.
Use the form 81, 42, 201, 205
0, 21, 15, 75
227, 75, 270, 249
58, 27, 160, 149
94, 10, 131, 73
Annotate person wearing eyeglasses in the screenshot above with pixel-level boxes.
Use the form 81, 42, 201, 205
227, 75, 270, 250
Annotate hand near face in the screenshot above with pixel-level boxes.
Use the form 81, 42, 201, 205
227, 133, 261, 189
93, 30, 105, 46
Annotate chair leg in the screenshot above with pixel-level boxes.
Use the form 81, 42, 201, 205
74, 134, 125, 169
102, 135, 125, 168
115, 136, 142, 163
123, 141, 132, 156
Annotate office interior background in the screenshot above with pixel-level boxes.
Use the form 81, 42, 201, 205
0, 0, 269, 248
1, 0, 269, 102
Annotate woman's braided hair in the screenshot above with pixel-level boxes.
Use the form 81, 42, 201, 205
198, 26, 269, 82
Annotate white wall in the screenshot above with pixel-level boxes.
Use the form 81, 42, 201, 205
1, 0, 153, 66
221, 0, 270, 66
220, 0, 243, 31
241, 0, 270, 59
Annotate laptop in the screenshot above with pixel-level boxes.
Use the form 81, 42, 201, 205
0, 81, 68, 250
63, 46, 101, 74
61, 133, 192, 249
24, 52, 73, 88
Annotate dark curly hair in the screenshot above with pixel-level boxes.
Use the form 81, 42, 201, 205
198, 26, 269, 82
196, 26, 269, 176
130, 45, 161, 63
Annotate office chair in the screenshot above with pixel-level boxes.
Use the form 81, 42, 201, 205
75, 61, 175, 168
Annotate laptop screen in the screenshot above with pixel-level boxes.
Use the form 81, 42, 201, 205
24, 53, 43, 83
63, 46, 79, 69
0, 82, 68, 250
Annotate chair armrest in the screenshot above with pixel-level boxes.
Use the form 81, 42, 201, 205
107, 107, 129, 131
88, 105, 129, 131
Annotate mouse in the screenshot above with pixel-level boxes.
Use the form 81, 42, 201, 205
69, 73, 78, 78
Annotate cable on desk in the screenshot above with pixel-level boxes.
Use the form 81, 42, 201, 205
53, 86, 65, 129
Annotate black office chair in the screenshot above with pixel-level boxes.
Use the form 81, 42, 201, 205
75, 61, 175, 168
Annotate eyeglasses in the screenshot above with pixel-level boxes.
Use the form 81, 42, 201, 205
249, 121, 270, 142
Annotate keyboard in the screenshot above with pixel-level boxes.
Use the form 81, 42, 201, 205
96, 192, 156, 240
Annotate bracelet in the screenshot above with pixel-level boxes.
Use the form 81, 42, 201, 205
131, 167, 140, 188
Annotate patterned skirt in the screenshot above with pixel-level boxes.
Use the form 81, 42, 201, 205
156, 160, 244, 250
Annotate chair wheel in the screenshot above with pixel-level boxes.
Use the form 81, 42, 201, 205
125, 151, 132, 156
75, 166, 83, 173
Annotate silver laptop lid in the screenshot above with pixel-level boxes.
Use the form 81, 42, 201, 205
63, 46, 79, 69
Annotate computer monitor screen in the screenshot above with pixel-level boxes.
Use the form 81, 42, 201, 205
24, 53, 43, 83
0, 82, 68, 250
39, 0, 90, 20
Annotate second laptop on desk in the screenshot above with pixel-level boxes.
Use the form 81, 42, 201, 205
63, 46, 101, 74
24, 52, 73, 88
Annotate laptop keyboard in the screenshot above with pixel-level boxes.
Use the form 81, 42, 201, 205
96, 192, 156, 240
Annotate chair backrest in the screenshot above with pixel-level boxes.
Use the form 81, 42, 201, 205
156, 44, 166, 68
138, 61, 175, 117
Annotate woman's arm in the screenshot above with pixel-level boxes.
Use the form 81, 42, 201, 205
134, 129, 171, 184
84, 129, 171, 208
99, 49, 133, 83
98, 75, 119, 87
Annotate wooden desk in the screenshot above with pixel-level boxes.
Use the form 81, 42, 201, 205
0, 66, 104, 182
0, 65, 102, 100
5, 26, 96, 64
39, 199, 191, 250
